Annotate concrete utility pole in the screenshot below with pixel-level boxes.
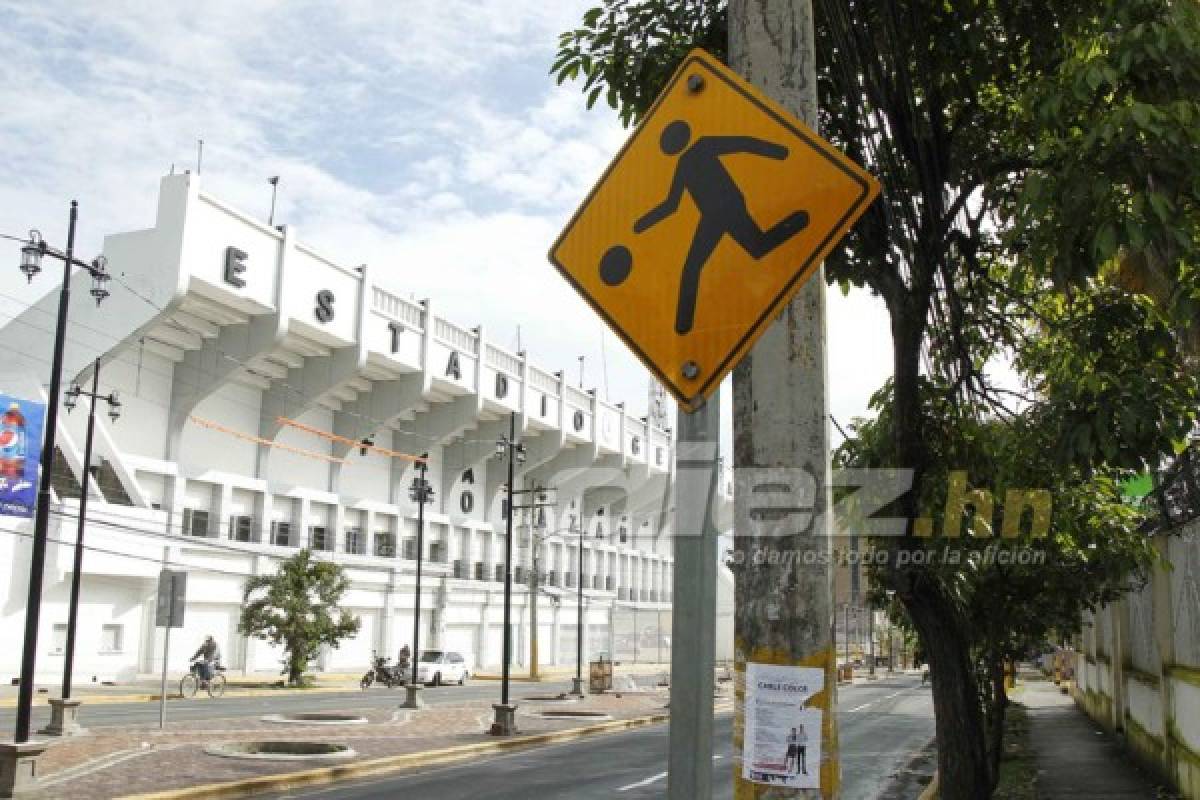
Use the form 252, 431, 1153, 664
729, 2, 840, 797
868, 603, 876, 678
514, 484, 554, 681
529, 519, 540, 680
843, 605, 850, 668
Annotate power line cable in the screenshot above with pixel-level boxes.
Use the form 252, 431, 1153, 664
0, 303, 508, 451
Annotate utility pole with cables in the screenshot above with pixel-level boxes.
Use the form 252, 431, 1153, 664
729, 2, 840, 796
511, 483, 556, 680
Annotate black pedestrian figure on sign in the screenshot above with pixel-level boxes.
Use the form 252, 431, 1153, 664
625, 119, 811, 335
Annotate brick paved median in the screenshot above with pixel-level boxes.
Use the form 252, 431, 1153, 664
14, 691, 675, 799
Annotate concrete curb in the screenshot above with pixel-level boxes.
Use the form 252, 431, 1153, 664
0, 685, 361, 709
114, 711, 672, 800
917, 769, 939, 799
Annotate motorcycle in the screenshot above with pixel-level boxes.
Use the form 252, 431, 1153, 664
360, 650, 406, 689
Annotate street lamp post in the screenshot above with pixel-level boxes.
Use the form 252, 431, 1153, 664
40, 358, 121, 737
6, 203, 111, 745
404, 456, 433, 709
490, 412, 524, 736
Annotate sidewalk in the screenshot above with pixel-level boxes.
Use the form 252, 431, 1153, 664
1022, 677, 1170, 798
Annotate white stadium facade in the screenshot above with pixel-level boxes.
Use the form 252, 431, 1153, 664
0, 173, 734, 683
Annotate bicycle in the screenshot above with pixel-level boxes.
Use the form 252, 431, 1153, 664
180, 660, 227, 698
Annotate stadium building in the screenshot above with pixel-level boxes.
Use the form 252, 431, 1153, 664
0, 173, 732, 683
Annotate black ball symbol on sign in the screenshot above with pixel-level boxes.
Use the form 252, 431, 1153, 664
599, 245, 633, 287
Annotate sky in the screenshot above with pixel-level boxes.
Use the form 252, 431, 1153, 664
0, 0, 894, 448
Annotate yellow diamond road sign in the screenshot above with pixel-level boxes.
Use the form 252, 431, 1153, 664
549, 49, 880, 412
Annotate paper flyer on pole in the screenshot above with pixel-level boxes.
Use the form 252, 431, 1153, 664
744, 662, 824, 789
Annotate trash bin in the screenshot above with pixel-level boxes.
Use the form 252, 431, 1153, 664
589, 655, 613, 693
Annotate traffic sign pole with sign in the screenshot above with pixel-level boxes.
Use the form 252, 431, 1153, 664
550, 28, 876, 799
156, 569, 187, 729
550, 48, 878, 412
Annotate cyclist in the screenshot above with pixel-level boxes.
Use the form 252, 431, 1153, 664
191, 634, 222, 684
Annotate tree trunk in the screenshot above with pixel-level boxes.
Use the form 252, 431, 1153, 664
905, 584, 993, 799
886, 291, 994, 797
286, 643, 306, 686
889, 307, 929, 514
986, 657, 1009, 791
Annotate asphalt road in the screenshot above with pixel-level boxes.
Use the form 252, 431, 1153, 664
263, 673, 934, 800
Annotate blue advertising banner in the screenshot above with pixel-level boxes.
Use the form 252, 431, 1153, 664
0, 394, 45, 518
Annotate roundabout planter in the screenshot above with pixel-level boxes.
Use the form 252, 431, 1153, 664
520, 693, 581, 704
204, 741, 357, 761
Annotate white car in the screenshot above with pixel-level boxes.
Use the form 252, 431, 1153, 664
414, 650, 469, 686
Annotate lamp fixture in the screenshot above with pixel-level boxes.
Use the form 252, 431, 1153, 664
88, 256, 110, 305
19, 231, 43, 282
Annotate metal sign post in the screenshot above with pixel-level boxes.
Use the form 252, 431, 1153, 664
667, 388, 721, 799
155, 570, 187, 729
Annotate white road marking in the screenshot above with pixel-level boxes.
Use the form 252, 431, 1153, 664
847, 685, 912, 713
617, 771, 668, 791
617, 755, 724, 791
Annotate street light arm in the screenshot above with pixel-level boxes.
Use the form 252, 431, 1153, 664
3, 230, 106, 273
34, 241, 103, 273
70, 389, 115, 402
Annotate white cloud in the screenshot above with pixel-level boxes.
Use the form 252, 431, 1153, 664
0, 0, 894, 436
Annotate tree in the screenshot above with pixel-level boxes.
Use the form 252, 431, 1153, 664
1011, 0, 1200, 360
837, 382, 1159, 783
553, 1, 1200, 796
238, 549, 361, 685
